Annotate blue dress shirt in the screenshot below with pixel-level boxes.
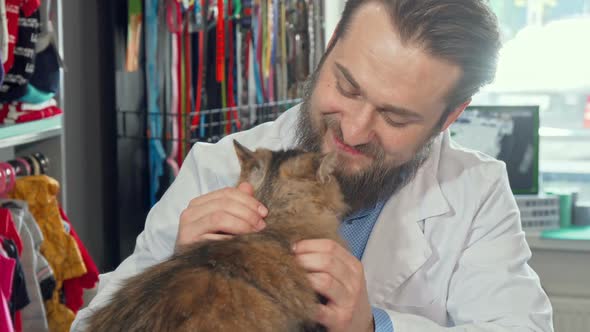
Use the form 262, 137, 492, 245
339, 201, 394, 332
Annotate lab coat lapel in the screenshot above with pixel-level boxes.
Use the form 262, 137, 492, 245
362, 133, 451, 304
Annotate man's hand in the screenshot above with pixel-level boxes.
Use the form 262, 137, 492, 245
294, 239, 374, 332
175, 183, 268, 251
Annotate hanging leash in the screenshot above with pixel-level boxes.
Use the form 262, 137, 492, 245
168, 0, 185, 166
267, 0, 276, 103
145, 0, 168, 206
216, 0, 226, 85
191, 0, 205, 132
226, 0, 240, 133
226, 0, 233, 134
126, 0, 143, 72
163, 0, 180, 177
200, 1, 212, 140
177, 8, 185, 165
167, 28, 180, 177
236, 0, 243, 112
279, 0, 287, 101
166, 0, 183, 33
215, 0, 228, 136
253, 1, 264, 104
307, 0, 314, 74
184, 16, 193, 158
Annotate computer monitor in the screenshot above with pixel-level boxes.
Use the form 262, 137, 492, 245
450, 105, 540, 195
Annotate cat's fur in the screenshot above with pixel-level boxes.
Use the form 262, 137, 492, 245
86, 140, 349, 331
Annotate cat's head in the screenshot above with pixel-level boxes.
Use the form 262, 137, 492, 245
233, 140, 347, 216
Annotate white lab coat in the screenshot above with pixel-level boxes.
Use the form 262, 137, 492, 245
71, 104, 553, 331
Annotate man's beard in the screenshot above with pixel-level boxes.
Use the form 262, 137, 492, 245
295, 73, 436, 214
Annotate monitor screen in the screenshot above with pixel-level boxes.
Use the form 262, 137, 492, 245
450, 105, 540, 194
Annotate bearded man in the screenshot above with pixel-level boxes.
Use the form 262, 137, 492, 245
73, 1, 553, 331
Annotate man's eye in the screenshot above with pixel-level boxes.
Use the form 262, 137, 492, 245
382, 114, 408, 128
336, 81, 360, 98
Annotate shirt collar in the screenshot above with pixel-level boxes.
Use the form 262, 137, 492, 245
343, 200, 387, 223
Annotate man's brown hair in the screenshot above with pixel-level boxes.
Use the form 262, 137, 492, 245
326, 0, 502, 122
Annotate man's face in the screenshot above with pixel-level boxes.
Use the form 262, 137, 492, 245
296, 3, 464, 211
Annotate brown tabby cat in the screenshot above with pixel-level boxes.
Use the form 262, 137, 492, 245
86, 140, 349, 332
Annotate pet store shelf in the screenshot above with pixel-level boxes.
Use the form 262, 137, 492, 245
0, 116, 63, 149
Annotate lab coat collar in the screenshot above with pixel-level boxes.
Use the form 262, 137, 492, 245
362, 131, 452, 297
396, 131, 451, 223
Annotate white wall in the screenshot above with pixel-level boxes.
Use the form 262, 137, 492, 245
324, 1, 345, 46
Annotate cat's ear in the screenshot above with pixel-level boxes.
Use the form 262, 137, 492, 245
233, 140, 268, 187
233, 140, 256, 168
317, 152, 338, 183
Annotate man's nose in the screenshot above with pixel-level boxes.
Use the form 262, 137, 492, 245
340, 103, 376, 147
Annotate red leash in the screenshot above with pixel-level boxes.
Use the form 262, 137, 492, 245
191, 1, 205, 129
226, 0, 241, 133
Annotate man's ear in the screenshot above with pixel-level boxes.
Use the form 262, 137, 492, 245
441, 99, 471, 132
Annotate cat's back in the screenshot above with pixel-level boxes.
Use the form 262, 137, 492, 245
88, 233, 318, 332
165, 234, 319, 331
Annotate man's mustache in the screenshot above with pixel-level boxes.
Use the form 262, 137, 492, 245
324, 118, 385, 161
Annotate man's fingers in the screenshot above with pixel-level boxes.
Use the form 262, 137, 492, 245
178, 210, 262, 247
188, 186, 268, 217
201, 211, 264, 235
306, 272, 349, 305
200, 233, 234, 242
176, 185, 268, 249
293, 239, 347, 256
314, 303, 338, 328
237, 182, 255, 195
296, 253, 351, 301
294, 239, 361, 277
183, 199, 266, 230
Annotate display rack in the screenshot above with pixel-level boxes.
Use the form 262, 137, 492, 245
117, 98, 301, 144
0, 116, 66, 203
0, 116, 63, 148
0, 0, 66, 205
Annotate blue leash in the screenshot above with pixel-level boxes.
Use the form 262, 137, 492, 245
146, 0, 167, 206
